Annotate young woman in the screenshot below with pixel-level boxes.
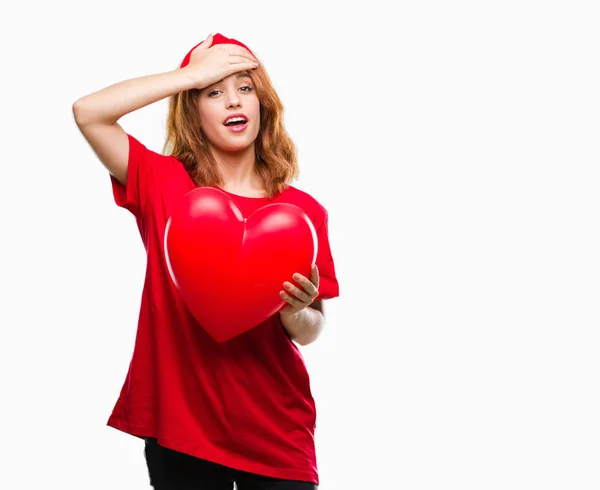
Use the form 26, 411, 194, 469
73, 33, 339, 489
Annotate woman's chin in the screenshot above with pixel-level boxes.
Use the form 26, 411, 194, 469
217, 141, 254, 153
213, 134, 256, 152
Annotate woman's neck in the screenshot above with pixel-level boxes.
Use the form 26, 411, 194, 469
210, 144, 266, 197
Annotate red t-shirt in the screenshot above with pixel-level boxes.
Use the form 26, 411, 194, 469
107, 134, 339, 484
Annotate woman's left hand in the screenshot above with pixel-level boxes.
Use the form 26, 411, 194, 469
279, 265, 319, 317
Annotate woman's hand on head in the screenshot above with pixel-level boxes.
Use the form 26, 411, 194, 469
182, 33, 259, 90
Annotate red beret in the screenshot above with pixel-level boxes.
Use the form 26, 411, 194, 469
179, 33, 255, 68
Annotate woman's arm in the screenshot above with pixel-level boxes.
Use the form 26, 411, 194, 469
72, 69, 197, 185
73, 69, 197, 126
280, 301, 325, 346
73, 40, 257, 185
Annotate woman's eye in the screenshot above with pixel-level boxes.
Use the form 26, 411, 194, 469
208, 86, 253, 97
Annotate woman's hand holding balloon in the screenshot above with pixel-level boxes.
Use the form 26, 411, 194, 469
279, 265, 320, 318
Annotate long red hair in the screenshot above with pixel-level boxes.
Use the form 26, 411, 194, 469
162, 64, 298, 199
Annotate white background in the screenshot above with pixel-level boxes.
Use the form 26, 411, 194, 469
2, 0, 599, 489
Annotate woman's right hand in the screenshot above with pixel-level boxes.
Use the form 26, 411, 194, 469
182, 34, 259, 90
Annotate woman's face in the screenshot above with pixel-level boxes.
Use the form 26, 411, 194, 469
197, 71, 260, 152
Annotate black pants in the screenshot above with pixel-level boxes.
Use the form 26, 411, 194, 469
144, 437, 318, 490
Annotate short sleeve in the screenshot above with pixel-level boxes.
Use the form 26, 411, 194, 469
109, 133, 152, 219
313, 209, 340, 301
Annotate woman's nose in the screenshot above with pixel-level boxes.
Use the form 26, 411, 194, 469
226, 95, 241, 108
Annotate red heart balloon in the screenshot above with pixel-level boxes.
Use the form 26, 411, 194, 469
164, 187, 318, 342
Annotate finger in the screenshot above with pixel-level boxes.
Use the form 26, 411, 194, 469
221, 64, 259, 80
197, 33, 213, 49
280, 291, 305, 308
283, 282, 313, 303
231, 54, 258, 66
228, 55, 259, 66
226, 44, 259, 63
292, 274, 318, 298
311, 265, 320, 289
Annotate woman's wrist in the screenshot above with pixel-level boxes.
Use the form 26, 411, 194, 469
279, 307, 324, 346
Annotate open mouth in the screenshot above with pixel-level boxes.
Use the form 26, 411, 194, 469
224, 118, 248, 127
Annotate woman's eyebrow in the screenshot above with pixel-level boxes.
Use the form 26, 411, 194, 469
206, 73, 252, 90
